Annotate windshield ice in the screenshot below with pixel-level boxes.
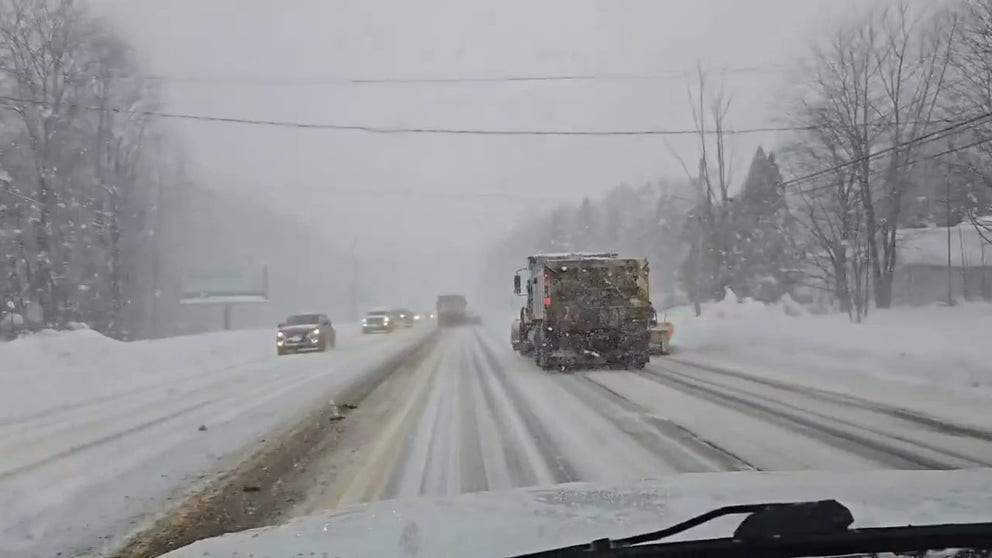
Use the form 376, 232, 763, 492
2, 0, 992, 557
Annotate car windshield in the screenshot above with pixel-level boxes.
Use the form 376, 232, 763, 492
5, 1, 992, 557
285, 314, 320, 325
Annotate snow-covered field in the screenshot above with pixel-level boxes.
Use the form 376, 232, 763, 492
0, 325, 429, 558
670, 294, 992, 392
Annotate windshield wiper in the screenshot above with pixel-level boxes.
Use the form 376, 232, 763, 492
511, 500, 992, 557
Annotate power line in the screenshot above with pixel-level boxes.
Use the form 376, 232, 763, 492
905, 134, 992, 169
0, 94, 972, 138
0, 94, 819, 136
142, 66, 788, 86
784, 111, 992, 194
1, 65, 788, 87
792, 126, 992, 201
790, 134, 992, 211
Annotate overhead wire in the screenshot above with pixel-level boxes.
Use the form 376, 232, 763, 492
1, 91, 991, 207
0, 94, 815, 136
0, 94, 975, 139
786, 112, 992, 197
1, 64, 789, 86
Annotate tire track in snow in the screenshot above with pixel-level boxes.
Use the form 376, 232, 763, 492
472, 331, 579, 484
666, 357, 992, 442
0, 328, 388, 431
379, 329, 565, 498
564, 374, 757, 472
453, 339, 488, 493
340, 335, 450, 504
655, 365, 992, 466
0, 352, 343, 480
639, 366, 992, 470
468, 338, 561, 488
0, 355, 272, 429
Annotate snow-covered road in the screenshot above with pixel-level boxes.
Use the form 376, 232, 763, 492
6, 322, 992, 557
309, 326, 992, 511
0, 325, 429, 558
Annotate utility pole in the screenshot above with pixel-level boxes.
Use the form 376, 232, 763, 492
693, 214, 703, 317
350, 238, 359, 322
946, 179, 954, 306
149, 167, 164, 338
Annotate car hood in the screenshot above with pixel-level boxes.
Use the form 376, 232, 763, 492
163, 469, 992, 558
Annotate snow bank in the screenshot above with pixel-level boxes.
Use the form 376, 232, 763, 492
0, 324, 429, 557
672, 292, 992, 394
0, 328, 278, 421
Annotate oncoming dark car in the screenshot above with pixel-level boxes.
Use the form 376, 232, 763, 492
276, 313, 336, 355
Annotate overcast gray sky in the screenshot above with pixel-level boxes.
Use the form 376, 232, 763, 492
94, 0, 883, 308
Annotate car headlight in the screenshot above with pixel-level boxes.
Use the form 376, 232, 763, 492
308, 328, 320, 337
414, 315, 420, 321
276, 331, 285, 338
362, 318, 367, 325
383, 316, 390, 323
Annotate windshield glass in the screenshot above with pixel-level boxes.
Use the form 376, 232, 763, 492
4, 1, 992, 557
285, 314, 320, 325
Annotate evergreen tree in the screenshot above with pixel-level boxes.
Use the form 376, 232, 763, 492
573, 197, 598, 251
731, 147, 799, 301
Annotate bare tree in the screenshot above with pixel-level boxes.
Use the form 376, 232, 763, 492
682, 66, 735, 305
872, 3, 958, 307
946, 0, 992, 246
785, 13, 884, 317
784, 138, 869, 320
0, 0, 171, 336
787, 2, 957, 312
0, 0, 102, 325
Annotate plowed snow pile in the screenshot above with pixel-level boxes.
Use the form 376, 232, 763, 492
671, 293, 992, 393
0, 328, 274, 420
0, 324, 426, 557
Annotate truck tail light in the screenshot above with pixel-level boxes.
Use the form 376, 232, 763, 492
544, 296, 551, 307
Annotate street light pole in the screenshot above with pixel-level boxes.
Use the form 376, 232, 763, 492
350, 238, 359, 321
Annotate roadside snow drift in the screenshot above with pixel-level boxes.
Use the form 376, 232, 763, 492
0, 325, 429, 558
671, 293, 992, 394
1, 328, 276, 421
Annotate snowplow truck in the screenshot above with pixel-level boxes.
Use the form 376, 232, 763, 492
436, 294, 476, 326
513, 253, 653, 370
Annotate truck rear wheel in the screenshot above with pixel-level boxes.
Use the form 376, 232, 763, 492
535, 348, 554, 371
625, 353, 648, 370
